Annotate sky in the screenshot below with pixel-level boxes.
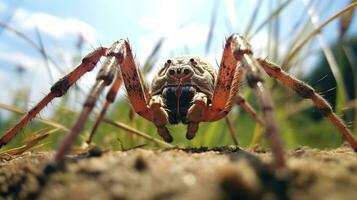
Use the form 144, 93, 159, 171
0, 0, 356, 118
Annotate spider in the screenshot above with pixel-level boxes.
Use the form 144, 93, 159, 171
1, 34, 356, 170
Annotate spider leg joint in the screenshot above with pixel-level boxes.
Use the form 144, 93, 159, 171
50, 77, 70, 97
293, 83, 315, 99
246, 71, 265, 88
96, 58, 117, 85
106, 40, 128, 63
229, 34, 253, 59
81, 47, 107, 72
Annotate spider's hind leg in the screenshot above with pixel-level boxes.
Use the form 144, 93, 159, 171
258, 58, 357, 152
87, 68, 123, 144
0, 47, 107, 148
55, 48, 119, 162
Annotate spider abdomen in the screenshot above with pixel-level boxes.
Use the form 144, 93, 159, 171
162, 86, 196, 124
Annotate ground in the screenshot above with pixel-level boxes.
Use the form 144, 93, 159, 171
1, 145, 357, 200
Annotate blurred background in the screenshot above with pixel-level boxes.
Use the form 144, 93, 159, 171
0, 0, 356, 152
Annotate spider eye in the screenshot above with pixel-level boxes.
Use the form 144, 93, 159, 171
169, 69, 175, 75
189, 58, 197, 66
183, 68, 191, 75
166, 59, 172, 64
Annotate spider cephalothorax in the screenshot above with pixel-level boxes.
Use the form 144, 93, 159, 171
1, 34, 357, 169
151, 57, 216, 124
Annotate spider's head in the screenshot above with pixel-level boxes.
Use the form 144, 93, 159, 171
165, 58, 195, 82
151, 56, 216, 96
151, 56, 216, 124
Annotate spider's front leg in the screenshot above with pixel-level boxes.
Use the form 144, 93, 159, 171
57, 40, 168, 161
231, 34, 286, 169
149, 95, 172, 142
186, 92, 208, 139
184, 42, 245, 141
199, 34, 286, 169
201, 38, 245, 122
56, 41, 134, 162
113, 41, 173, 142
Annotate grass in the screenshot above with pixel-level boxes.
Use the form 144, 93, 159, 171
0, 1, 357, 154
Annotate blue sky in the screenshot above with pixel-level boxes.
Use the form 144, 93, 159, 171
0, 0, 356, 117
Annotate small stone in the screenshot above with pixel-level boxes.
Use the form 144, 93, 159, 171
134, 156, 147, 172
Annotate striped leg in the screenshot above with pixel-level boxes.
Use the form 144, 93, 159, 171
235, 94, 264, 126
56, 40, 156, 162
203, 36, 245, 121
258, 58, 357, 152
55, 44, 121, 162
196, 34, 285, 170
118, 40, 153, 121
0, 47, 107, 147
87, 69, 122, 144
222, 34, 286, 170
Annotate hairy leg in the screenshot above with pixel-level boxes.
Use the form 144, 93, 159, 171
235, 94, 264, 126
0, 47, 107, 147
207, 65, 244, 121
118, 41, 153, 121
208, 37, 241, 118
56, 39, 159, 161
203, 45, 244, 122
231, 34, 286, 170
258, 58, 357, 151
55, 48, 119, 162
87, 69, 122, 144
87, 40, 158, 143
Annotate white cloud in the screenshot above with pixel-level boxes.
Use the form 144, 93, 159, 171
138, 24, 208, 58
0, 51, 41, 71
137, 0, 208, 62
11, 8, 96, 42
0, 50, 63, 101
0, 7, 100, 108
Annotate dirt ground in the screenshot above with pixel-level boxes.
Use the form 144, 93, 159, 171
1, 145, 357, 200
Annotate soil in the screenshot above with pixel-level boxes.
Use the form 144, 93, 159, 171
1, 145, 357, 200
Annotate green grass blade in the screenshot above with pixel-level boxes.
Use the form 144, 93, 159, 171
343, 46, 357, 134
103, 118, 175, 148
142, 38, 165, 75
0, 103, 70, 132
244, 0, 263, 37
0, 21, 63, 72
225, 117, 239, 145
248, 0, 293, 39
205, 0, 219, 55
339, 0, 357, 42
0, 128, 59, 156
303, 1, 348, 112
34, 26, 54, 82
282, 1, 357, 67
